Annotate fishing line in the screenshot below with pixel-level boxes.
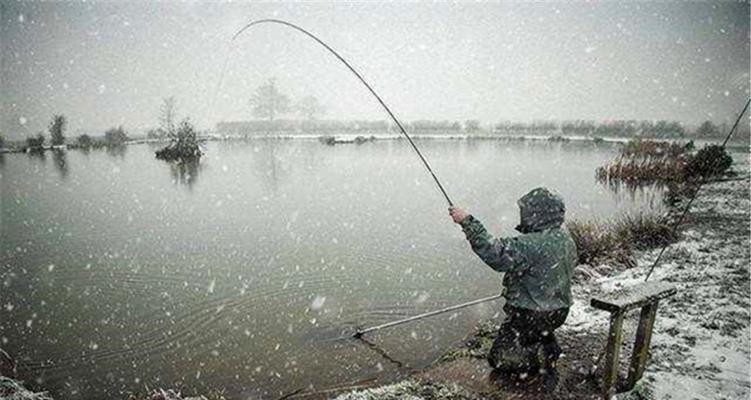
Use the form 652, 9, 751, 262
356, 336, 405, 367
216, 19, 454, 207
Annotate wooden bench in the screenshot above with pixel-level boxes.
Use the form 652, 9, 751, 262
591, 281, 677, 399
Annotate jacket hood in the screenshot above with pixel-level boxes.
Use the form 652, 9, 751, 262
515, 187, 566, 233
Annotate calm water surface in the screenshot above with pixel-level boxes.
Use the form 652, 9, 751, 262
1, 139, 664, 398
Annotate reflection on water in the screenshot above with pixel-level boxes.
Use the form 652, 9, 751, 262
52, 149, 69, 179
105, 144, 127, 158
2, 139, 674, 399
27, 149, 47, 162
168, 160, 202, 188
249, 140, 293, 191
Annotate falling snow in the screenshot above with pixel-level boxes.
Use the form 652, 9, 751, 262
0, 2, 748, 400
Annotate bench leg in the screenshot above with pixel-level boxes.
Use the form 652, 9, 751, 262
626, 301, 659, 390
602, 311, 624, 400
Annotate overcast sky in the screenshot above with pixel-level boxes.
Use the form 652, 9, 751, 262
1, 1, 749, 138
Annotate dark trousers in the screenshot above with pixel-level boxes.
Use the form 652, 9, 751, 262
488, 304, 569, 372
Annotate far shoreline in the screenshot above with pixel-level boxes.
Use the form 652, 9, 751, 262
2, 133, 747, 155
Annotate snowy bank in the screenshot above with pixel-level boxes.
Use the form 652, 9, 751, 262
579, 176, 751, 400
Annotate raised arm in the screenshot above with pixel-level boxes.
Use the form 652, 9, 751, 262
450, 207, 523, 273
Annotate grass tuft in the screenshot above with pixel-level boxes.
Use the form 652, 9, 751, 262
567, 212, 677, 268
567, 220, 634, 267
612, 213, 678, 250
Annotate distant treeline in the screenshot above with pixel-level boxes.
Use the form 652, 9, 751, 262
216, 119, 481, 134
2, 115, 743, 151
495, 120, 689, 138
215, 118, 741, 139
0, 114, 130, 153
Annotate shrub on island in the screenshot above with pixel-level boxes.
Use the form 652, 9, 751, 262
155, 119, 202, 162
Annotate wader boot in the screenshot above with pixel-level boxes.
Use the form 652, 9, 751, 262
487, 305, 569, 375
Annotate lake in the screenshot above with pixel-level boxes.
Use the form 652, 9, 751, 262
1, 138, 666, 398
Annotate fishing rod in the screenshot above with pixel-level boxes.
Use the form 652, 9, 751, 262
644, 97, 750, 281
353, 293, 503, 338
226, 19, 454, 207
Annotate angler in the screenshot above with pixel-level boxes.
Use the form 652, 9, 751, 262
450, 187, 576, 380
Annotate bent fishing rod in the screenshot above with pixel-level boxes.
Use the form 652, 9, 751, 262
227, 19, 454, 207
224, 20, 503, 339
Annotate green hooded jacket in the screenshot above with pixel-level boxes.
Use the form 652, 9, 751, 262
460, 188, 576, 311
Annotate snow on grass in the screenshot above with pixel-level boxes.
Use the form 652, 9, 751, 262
565, 177, 751, 400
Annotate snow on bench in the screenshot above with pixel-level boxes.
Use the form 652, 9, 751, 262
591, 281, 677, 313
590, 281, 677, 399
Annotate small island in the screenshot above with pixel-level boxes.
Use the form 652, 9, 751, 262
155, 119, 202, 162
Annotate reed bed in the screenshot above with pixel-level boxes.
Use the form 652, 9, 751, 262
596, 157, 687, 182
567, 211, 677, 267
620, 139, 693, 158
597, 139, 731, 184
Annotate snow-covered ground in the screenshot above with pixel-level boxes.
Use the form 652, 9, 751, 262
560, 175, 750, 399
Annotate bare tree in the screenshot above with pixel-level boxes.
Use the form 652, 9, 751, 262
49, 115, 66, 146
464, 120, 480, 132
159, 97, 177, 136
696, 120, 719, 137
249, 78, 290, 121
104, 126, 129, 146
295, 96, 325, 120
